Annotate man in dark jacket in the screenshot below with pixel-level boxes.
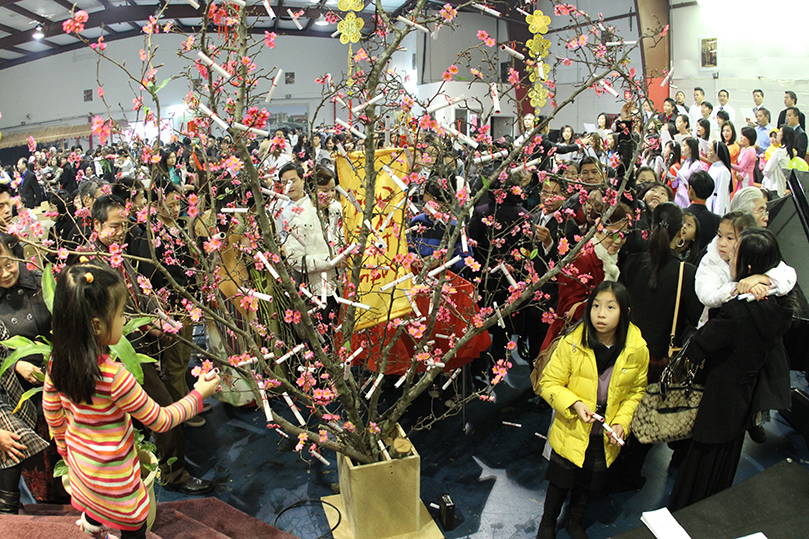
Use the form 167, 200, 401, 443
687, 171, 721, 251
16, 158, 42, 209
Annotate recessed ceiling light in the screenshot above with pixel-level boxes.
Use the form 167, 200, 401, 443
32, 24, 44, 39
314, 14, 329, 26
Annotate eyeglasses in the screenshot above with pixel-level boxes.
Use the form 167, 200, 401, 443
753, 207, 769, 218
610, 231, 627, 242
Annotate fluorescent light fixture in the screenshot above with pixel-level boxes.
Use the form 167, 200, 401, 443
32, 25, 44, 39
314, 14, 329, 26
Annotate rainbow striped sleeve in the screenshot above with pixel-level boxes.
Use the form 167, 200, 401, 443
109, 364, 201, 433
43, 374, 68, 457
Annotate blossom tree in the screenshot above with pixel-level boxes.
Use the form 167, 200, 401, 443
14, 0, 669, 464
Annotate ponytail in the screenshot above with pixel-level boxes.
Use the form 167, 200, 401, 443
50, 261, 127, 404
646, 202, 683, 289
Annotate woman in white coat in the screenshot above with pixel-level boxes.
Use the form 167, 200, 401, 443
276, 162, 340, 315
706, 141, 732, 216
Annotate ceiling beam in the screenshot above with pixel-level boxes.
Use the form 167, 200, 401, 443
304, 0, 328, 32
274, 0, 284, 31
52, 0, 76, 11
0, 24, 343, 70
0, 28, 143, 70
3, 3, 51, 24
0, 3, 370, 57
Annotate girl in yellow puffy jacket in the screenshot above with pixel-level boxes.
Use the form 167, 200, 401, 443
536, 281, 648, 539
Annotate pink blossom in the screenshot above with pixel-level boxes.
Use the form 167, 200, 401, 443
440, 4, 457, 21
264, 31, 276, 48
476, 30, 489, 41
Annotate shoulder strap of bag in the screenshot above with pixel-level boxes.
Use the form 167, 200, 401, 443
667, 261, 686, 358
564, 300, 586, 323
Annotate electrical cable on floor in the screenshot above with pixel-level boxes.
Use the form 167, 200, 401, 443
273, 498, 342, 539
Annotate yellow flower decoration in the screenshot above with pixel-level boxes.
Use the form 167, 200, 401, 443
526, 10, 551, 35
338, 12, 364, 44
338, 0, 363, 11
528, 63, 552, 83
526, 36, 551, 59
528, 86, 548, 109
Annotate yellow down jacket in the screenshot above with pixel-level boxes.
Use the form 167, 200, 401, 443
540, 323, 649, 468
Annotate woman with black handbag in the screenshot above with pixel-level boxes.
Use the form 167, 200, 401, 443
668, 228, 799, 510
614, 203, 703, 491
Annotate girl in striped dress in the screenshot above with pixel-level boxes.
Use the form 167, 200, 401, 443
43, 263, 220, 539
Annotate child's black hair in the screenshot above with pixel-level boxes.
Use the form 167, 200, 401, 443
579, 281, 632, 351
50, 262, 128, 404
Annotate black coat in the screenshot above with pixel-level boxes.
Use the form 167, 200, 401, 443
19, 171, 42, 209
533, 210, 579, 264
531, 210, 579, 311
468, 199, 535, 302
689, 296, 795, 444
777, 108, 806, 130
532, 139, 580, 172
619, 255, 702, 359
794, 126, 808, 159
686, 203, 721, 252
0, 267, 52, 395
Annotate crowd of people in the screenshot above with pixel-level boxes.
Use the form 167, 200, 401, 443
0, 86, 804, 539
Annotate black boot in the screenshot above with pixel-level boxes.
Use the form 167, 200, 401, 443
565, 486, 590, 539
536, 482, 568, 539
0, 489, 21, 514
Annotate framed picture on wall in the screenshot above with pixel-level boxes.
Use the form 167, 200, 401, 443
700, 36, 719, 71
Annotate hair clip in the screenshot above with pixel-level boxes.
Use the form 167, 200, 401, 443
79, 256, 89, 263
84, 272, 94, 284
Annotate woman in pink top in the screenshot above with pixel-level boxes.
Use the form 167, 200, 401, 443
732, 126, 757, 193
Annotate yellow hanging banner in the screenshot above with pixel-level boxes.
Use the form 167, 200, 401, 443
335, 148, 413, 331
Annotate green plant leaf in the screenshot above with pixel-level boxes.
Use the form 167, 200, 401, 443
110, 336, 143, 384
1, 335, 36, 350
13, 386, 43, 413
42, 264, 56, 314
481, 176, 490, 191
54, 459, 69, 478
124, 317, 155, 335
154, 78, 171, 94
530, 249, 539, 260
136, 353, 157, 364
0, 342, 51, 378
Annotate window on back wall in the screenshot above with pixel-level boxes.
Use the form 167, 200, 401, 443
84, 89, 93, 102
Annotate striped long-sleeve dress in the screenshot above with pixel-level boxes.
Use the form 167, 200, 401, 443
43, 355, 201, 531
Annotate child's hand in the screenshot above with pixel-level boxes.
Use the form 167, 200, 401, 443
572, 401, 595, 423
609, 424, 625, 445
194, 373, 221, 400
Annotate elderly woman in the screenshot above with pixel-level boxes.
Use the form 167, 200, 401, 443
0, 233, 65, 503
0, 321, 49, 514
